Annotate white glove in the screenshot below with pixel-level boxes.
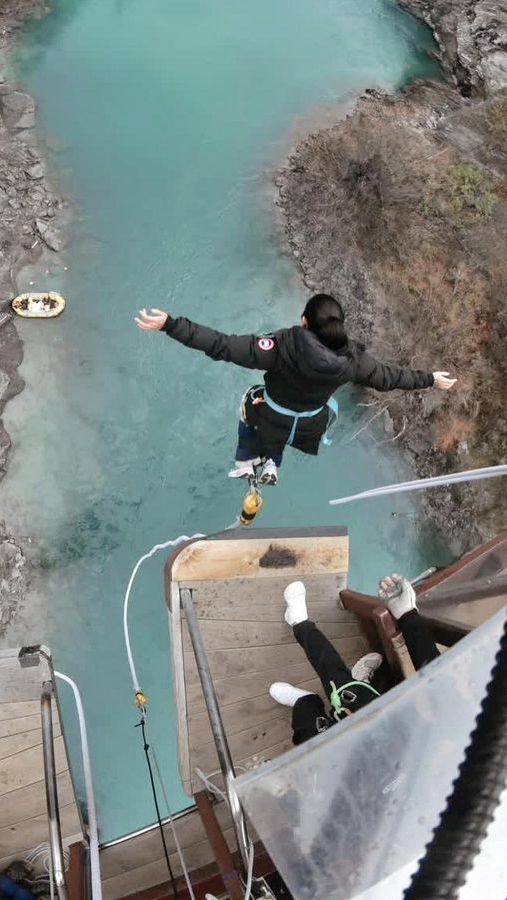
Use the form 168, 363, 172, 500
378, 573, 417, 620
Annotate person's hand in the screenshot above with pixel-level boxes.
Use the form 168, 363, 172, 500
433, 371, 457, 390
378, 573, 417, 619
134, 308, 169, 331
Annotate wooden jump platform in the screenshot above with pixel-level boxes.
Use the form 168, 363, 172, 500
165, 527, 370, 796
0, 648, 81, 871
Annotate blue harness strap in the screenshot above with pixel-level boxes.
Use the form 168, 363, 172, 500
322, 396, 338, 446
263, 390, 339, 447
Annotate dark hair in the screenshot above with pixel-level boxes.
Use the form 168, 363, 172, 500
302, 293, 347, 351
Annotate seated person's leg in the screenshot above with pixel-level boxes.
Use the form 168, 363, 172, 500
269, 683, 332, 745
292, 693, 331, 745
285, 582, 377, 712
379, 574, 440, 670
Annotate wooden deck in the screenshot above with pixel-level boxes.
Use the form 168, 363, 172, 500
100, 802, 234, 899
0, 648, 82, 871
165, 528, 370, 795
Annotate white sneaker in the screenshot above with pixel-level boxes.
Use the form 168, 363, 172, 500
378, 573, 417, 620
269, 682, 314, 707
228, 461, 255, 480
351, 652, 383, 683
284, 581, 308, 626
259, 458, 278, 485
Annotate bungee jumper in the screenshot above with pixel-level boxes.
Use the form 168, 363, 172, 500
135, 294, 456, 486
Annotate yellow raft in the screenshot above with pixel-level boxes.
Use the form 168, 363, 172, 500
11, 292, 66, 319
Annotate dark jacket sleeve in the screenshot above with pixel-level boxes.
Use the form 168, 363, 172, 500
352, 348, 434, 392
163, 316, 279, 371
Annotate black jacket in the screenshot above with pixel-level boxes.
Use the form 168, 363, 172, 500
163, 317, 434, 454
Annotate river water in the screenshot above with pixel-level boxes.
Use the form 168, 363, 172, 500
2, 0, 445, 841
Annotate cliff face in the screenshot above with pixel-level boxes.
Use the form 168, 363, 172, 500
278, 2, 507, 554
400, 0, 507, 97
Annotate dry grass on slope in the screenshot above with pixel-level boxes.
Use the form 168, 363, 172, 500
280, 87, 507, 542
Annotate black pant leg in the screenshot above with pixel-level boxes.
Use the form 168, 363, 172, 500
291, 693, 331, 745
292, 620, 352, 702
398, 609, 440, 670
293, 620, 381, 714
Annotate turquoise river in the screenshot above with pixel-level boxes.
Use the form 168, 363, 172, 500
1, 0, 447, 841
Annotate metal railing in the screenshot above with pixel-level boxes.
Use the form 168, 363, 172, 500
180, 588, 251, 876
41, 682, 69, 900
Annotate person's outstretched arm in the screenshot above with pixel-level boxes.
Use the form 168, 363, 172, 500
351, 346, 456, 392
135, 308, 279, 370
378, 574, 440, 670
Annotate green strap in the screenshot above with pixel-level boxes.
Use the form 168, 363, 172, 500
329, 679, 380, 717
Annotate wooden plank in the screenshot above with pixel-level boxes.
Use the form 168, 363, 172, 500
172, 535, 348, 582
183, 634, 368, 683
68, 841, 88, 900
185, 574, 347, 616
0, 713, 56, 738
102, 829, 235, 900
194, 717, 291, 776
0, 728, 56, 759
0, 771, 75, 829
0, 800, 81, 858
188, 677, 322, 751
100, 803, 232, 879
185, 659, 322, 707
182, 618, 361, 652
0, 734, 68, 796
0, 701, 41, 721
0, 662, 51, 702
192, 600, 350, 622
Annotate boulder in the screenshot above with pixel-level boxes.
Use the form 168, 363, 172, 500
35, 218, 67, 252
0, 91, 36, 129
26, 162, 44, 179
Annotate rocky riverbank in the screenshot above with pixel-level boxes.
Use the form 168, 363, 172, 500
277, 3, 507, 554
0, 0, 68, 638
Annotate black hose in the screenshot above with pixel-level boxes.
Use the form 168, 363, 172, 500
404, 614, 507, 899
138, 719, 179, 898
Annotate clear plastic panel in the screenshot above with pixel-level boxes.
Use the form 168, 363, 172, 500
234, 608, 506, 900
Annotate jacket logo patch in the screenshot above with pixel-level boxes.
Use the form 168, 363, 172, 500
258, 337, 275, 351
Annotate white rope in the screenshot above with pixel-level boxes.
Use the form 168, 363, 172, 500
54, 671, 102, 900
243, 839, 255, 900
121, 519, 245, 895
121, 522, 237, 898
329, 464, 507, 507
123, 533, 205, 694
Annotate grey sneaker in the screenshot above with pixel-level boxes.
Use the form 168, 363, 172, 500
228, 461, 255, 480
351, 652, 383, 683
259, 458, 278, 485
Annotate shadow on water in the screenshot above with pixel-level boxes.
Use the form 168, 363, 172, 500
38, 494, 142, 568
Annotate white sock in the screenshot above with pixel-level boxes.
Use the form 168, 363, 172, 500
269, 682, 313, 708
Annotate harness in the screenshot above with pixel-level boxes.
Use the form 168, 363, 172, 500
263, 390, 339, 447
329, 680, 380, 720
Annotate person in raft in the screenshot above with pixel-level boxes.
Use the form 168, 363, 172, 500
134, 294, 456, 486
270, 574, 440, 745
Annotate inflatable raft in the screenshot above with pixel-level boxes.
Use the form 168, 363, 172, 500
11, 292, 66, 318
